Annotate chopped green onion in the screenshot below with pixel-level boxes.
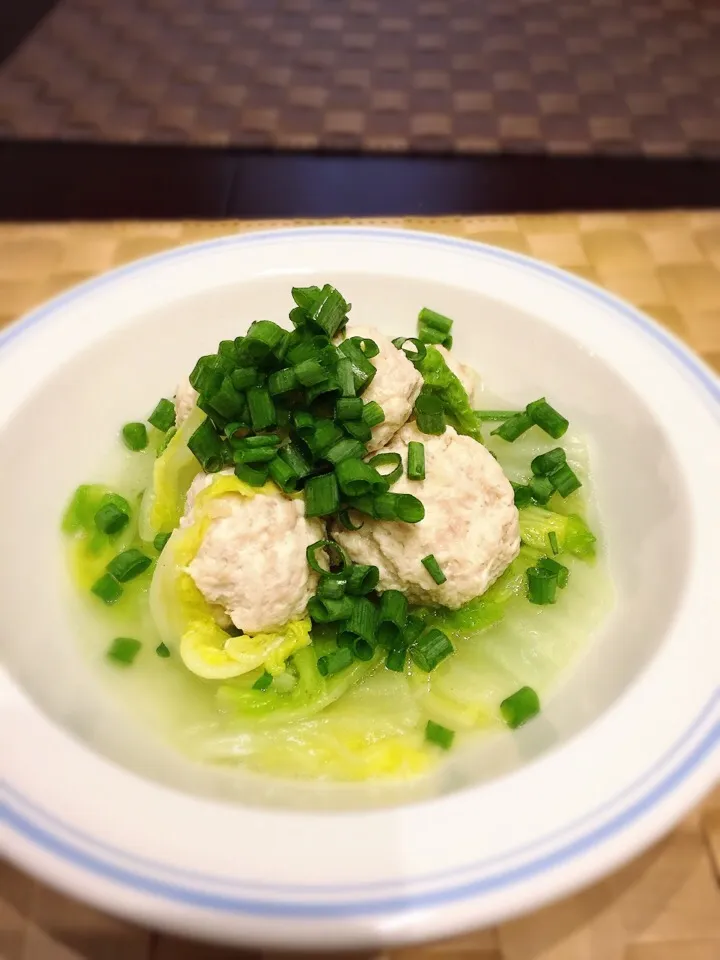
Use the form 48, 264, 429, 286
234, 463, 269, 487
410, 628, 454, 672
294, 358, 327, 387
511, 482, 534, 508
106, 637, 141, 665
307, 419, 343, 458
403, 615, 425, 646
529, 476, 554, 505
306, 539, 350, 575
279, 441, 312, 479
368, 453, 403, 486
94, 495, 130, 536
308, 595, 354, 623
307, 377, 340, 404
246, 434, 281, 448
548, 462, 582, 498
531, 447, 567, 477
347, 596, 377, 643
336, 357, 356, 397
377, 590, 408, 647
91, 573, 123, 604
197, 396, 229, 430
307, 284, 349, 339
293, 410, 315, 439
189, 355, 224, 395
206, 376, 246, 419
157, 426, 177, 455
414, 393, 446, 435
407, 441, 425, 481
425, 720, 455, 750
252, 670, 273, 690
335, 458, 388, 498
291, 285, 322, 312
548, 531, 559, 555
148, 398, 176, 432
500, 686, 540, 729
422, 554, 446, 585
247, 387, 276, 431
345, 564, 379, 595
233, 443, 277, 464
392, 337, 427, 363
217, 339, 238, 362
373, 492, 425, 523
268, 456, 299, 493
325, 438, 366, 466
121, 422, 148, 452
317, 647, 354, 677
337, 338, 377, 394
346, 336, 379, 359
337, 508, 364, 531
335, 397, 363, 421
343, 420, 372, 442
361, 401, 385, 428
231, 366, 261, 391
490, 412, 532, 442
188, 418, 225, 473
418, 307, 453, 347
526, 398, 569, 439
474, 410, 519, 422
418, 306, 453, 335
156, 642, 171, 658
106, 548, 152, 583
304, 473, 340, 517
237, 320, 287, 365
153, 532, 172, 552
350, 636, 373, 661
317, 576, 347, 600
386, 647, 407, 672
537, 556, 569, 588
268, 367, 298, 395
527, 565, 558, 604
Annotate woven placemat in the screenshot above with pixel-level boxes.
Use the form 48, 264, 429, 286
1, 0, 719, 156
1, 214, 718, 960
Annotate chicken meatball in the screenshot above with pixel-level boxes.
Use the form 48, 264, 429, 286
435, 344, 478, 402
351, 326, 423, 453
174, 377, 199, 428
183, 473, 324, 633
334, 424, 520, 608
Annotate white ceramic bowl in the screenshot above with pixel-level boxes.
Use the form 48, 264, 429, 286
1, 227, 719, 951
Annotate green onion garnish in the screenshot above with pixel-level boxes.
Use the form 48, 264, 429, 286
231, 366, 261, 390
247, 386, 276, 431
307, 419, 343, 457
307, 284, 349, 339
537, 556, 569, 588
267, 367, 298, 395
548, 531, 559, 555
414, 393, 446, 435
335, 397, 363, 421
94, 494, 130, 536
372, 492, 425, 523
526, 398, 569, 439
121, 422, 148, 452
346, 596, 377, 643
343, 420, 372, 442
206, 376, 245, 419
376, 590, 408, 647
335, 458, 388, 498
403, 615, 425, 646
268, 456, 299, 493
337, 508, 364, 531
189, 354, 224, 395
156, 642, 171, 658
237, 320, 287, 365
153, 532, 172, 552
422, 554, 446, 585
526, 565, 558, 604
490, 412, 532, 442
291, 285, 322, 311
474, 410, 519, 422
425, 720, 455, 750
531, 447, 567, 477
548, 462, 582, 498
106, 548, 152, 583
336, 357, 356, 397
157, 426, 177, 455
234, 463, 269, 487
345, 564, 379, 595
511, 482, 534, 508
148, 398, 176, 432
304, 473, 340, 517
252, 670, 273, 690
188, 418, 225, 473
529, 476, 554, 505
317, 576, 347, 600
106, 637, 142, 666
407, 441, 425, 481
317, 647, 354, 677
306, 539, 350, 575
386, 647, 407, 672
294, 359, 327, 387
418, 307, 453, 348
233, 444, 278, 464
278, 441, 312, 479
361, 400, 385, 428
410, 628, 454, 672
500, 686, 540, 728
293, 410, 315, 438
346, 336, 379, 359
367, 452, 403, 486
324, 438, 366, 466
91, 574, 123, 604
392, 337, 427, 363
308, 596, 354, 622
337, 338, 377, 394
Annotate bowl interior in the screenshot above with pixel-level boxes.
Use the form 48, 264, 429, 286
0, 269, 690, 810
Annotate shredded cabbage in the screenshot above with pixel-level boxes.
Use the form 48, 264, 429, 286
416, 345, 483, 442
148, 473, 311, 679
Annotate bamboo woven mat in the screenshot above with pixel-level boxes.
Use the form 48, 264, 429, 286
0, 213, 719, 960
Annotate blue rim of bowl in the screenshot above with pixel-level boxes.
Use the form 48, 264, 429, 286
2, 227, 719, 918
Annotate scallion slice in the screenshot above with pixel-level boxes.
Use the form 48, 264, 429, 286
407, 441, 425, 480
157, 426, 177, 455
317, 647, 354, 677
410, 628, 454, 672
268, 367, 298, 395
231, 366, 260, 391
237, 320, 287, 365
537, 556, 569, 588
361, 401, 385, 428
531, 447, 567, 477
94, 495, 130, 536
306, 539, 350, 575
376, 590, 408, 647
343, 420, 373, 442
529, 476, 554, 505
247, 386, 276, 431
308, 284, 349, 339
234, 463, 269, 487
337, 338, 377, 394
425, 720, 455, 750
345, 564, 380, 595
293, 410, 315, 439
490, 412, 532, 442
474, 410, 519, 422
373, 492, 425, 523
91, 573, 123, 604
346, 336, 379, 359
325, 438, 366, 466
337, 508, 364, 531
153, 532, 171, 552
304, 473, 340, 517
418, 307, 453, 348
188, 418, 225, 473
548, 531, 559, 555
294, 358, 327, 387
526, 398, 569, 439
527, 565, 558, 604
268, 456, 299, 493
233, 444, 277, 464
386, 647, 407, 672
336, 357, 356, 397
307, 419, 343, 458
414, 393, 446, 435
367, 452, 403, 486
335, 458, 388, 498
279, 441, 312, 479
403, 615, 425, 646
156, 642, 171, 658
391, 337, 427, 363
252, 671, 273, 690
511, 482, 534, 508
500, 686, 540, 729
308, 595, 354, 623
335, 397, 363, 421
422, 554, 446, 585
317, 576, 347, 600
121, 422, 148, 452
548, 462, 582, 498
347, 596, 377, 643
106, 637, 141, 665
106, 548, 152, 583
148, 398, 176, 432
206, 376, 246, 419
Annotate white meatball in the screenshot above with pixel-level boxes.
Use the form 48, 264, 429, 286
183, 475, 324, 633
334, 424, 520, 608
435, 344, 478, 402
352, 326, 423, 453
174, 377, 199, 428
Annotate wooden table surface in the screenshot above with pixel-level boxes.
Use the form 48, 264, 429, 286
1, 214, 718, 960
